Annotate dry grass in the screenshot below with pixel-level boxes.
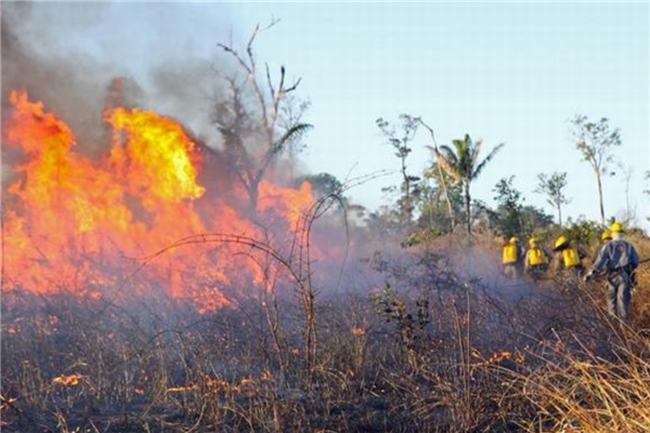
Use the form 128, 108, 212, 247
505, 327, 650, 433
627, 233, 650, 328
2, 232, 650, 433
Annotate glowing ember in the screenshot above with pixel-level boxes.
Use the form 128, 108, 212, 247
52, 374, 83, 386
2, 91, 314, 311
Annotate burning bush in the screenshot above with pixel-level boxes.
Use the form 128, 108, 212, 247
2, 91, 315, 311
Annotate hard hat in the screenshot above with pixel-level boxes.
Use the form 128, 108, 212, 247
509, 237, 518, 243
601, 230, 612, 241
554, 235, 568, 250
610, 222, 623, 233
528, 238, 537, 247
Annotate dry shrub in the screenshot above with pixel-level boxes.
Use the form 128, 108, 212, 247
504, 324, 650, 433
3, 231, 650, 433
628, 233, 650, 328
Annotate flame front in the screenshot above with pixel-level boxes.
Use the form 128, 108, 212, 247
2, 91, 314, 312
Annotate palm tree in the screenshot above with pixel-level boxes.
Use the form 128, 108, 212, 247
435, 134, 504, 235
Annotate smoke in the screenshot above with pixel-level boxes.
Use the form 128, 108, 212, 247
147, 58, 227, 145
1, 3, 318, 307
1, 2, 234, 160
2, 3, 116, 153
0, 2, 407, 309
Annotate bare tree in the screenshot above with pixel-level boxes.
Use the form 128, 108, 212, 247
213, 21, 312, 212
535, 172, 570, 226
279, 94, 311, 179
211, 22, 314, 379
418, 118, 456, 231
570, 115, 621, 224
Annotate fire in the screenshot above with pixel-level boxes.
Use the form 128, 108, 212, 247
107, 107, 205, 205
258, 180, 313, 229
166, 372, 272, 396
52, 374, 83, 386
2, 91, 314, 311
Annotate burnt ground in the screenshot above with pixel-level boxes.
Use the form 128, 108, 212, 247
2, 237, 649, 433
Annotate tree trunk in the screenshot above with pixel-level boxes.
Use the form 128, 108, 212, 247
402, 157, 412, 224
303, 289, 316, 383
557, 203, 562, 226
403, 183, 412, 223
248, 180, 260, 217
595, 171, 605, 225
436, 161, 456, 231
624, 178, 631, 220
464, 182, 472, 235
420, 122, 455, 230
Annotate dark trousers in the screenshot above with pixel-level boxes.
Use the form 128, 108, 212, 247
527, 264, 547, 281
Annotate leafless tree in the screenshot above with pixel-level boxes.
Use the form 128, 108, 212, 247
213, 21, 312, 212
418, 118, 456, 231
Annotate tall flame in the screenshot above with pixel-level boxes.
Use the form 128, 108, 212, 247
2, 91, 313, 312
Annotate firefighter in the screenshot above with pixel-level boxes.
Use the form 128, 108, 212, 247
584, 222, 640, 321
552, 235, 585, 276
592, 230, 612, 262
502, 236, 524, 279
524, 237, 549, 280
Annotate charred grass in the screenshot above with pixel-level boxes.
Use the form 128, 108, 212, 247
2, 240, 650, 433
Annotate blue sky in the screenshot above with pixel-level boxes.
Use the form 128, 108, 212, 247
8, 2, 649, 228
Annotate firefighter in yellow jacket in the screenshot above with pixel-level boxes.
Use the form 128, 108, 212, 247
552, 235, 585, 276
502, 237, 524, 279
524, 237, 549, 280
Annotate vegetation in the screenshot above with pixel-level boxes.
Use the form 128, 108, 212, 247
570, 115, 622, 225
434, 134, 504, 235
3, 22, 650, 433
419, 118, 458, 231
535, 171, 570, 226
417, 162, 463, 235
376, 115, 422, 224
212, 22, 312, 212
3, 231, 650, 433
492, 176, 526, 237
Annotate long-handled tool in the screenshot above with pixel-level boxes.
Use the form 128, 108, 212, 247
584, 257, 649, 283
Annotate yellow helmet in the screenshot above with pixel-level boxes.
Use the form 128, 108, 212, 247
554, 235, 568, 250
509, 236, 518, 243
528, 238, 538, 247
601, 230, 612, 241
610, 222, 623, 233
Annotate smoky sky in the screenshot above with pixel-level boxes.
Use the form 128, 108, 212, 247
1, 2, 242, 156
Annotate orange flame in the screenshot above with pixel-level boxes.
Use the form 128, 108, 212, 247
2, 91, 314, 312
52, 374, 83, 387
